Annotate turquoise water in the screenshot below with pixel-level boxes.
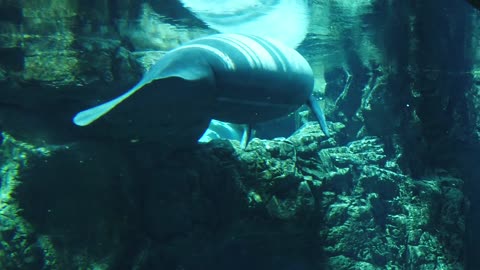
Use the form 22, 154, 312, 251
0, 1, 479, 269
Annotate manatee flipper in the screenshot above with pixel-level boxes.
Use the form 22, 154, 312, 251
73, 83, 144, 126
240, 124, 253, 149
73, 60, 211, 126
306, 95, 329, 137
240, 125, 253, 149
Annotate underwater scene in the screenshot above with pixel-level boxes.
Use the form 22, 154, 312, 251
1, 0, 480, 269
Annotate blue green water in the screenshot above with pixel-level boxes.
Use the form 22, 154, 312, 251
0, 0, 480, 269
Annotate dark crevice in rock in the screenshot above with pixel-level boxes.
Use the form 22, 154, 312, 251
0, 5, 22, 24
0, 48, 24, 72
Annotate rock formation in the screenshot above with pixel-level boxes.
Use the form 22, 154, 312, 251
0, 0, 478, 269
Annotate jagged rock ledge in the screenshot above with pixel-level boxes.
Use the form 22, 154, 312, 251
0, 121, 464, 269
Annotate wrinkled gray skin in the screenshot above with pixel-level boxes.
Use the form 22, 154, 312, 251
73, 34, 328, 148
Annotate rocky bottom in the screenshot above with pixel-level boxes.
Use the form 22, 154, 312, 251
0, 122, 465, 270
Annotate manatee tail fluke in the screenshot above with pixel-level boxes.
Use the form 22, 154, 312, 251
306, 95, 330, 137
179, 0, 309, 48
73, 84, 143, 126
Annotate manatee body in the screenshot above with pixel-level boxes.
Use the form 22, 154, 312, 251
198, 34, 315, 124
73, 33, 328, 145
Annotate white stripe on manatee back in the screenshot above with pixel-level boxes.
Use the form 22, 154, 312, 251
260, 36, 311, 73
201, 34, 278, 71
226, 34, 278, 71
250, 36, 288, 72
215, 35, 259, 69
171, 44, 236, 70
199, 35, 257, 69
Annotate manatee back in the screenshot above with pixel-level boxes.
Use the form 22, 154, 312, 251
189, 34, 314, 124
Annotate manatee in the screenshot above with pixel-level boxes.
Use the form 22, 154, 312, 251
72, 33, 329, 146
